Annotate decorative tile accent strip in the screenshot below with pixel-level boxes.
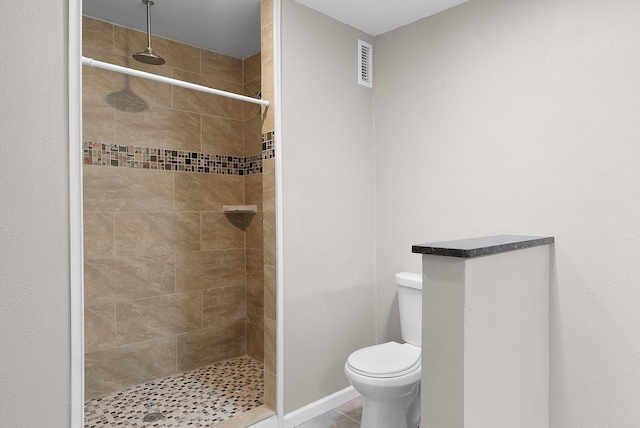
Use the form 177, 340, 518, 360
84, 356, 264, 427
83, 131, 276, 176
244, 153, 264, 175
262, 131, 275, 160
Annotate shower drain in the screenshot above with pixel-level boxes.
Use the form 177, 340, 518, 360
142, 412, 165, 423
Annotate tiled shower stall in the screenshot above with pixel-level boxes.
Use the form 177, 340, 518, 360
81, 0, 276, 413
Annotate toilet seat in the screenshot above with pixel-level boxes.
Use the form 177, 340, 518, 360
346, 342, 420, 379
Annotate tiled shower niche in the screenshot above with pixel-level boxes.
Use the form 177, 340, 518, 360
82, 14, 274, 405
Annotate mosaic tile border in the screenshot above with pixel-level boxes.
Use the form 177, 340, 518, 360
83, 131, 276, 176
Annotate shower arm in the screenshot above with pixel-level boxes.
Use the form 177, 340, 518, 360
81, 56, 270, 107
145, 0, 153, 49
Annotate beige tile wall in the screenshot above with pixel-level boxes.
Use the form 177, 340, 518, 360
244, 50, 266, 366
82, 16, 266, 400
261, 0, 277, 410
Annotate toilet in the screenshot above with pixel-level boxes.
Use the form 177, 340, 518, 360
344, 272, 422, 428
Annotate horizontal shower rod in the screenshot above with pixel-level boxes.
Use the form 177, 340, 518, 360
81, 56, 270, 107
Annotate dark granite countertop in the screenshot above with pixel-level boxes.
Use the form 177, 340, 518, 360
412, 234, 554, 259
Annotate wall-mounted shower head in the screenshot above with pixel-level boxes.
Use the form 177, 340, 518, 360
134, 47, 165, 65
133, 0, 165, 65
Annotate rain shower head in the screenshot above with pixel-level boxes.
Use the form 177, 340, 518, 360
134, 47, 165, 65
133, 0, 165, 65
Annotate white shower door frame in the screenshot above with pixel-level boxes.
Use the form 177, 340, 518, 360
67, 1, 285, 426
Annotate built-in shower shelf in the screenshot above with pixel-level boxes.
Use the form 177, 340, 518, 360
223, 205, 258, 214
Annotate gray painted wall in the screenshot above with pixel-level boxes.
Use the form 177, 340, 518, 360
375, 0, 640, 426
281, 0, 377, 413
0, 1, 72, 427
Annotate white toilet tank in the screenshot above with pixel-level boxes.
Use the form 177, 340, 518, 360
396, 272, 423, 347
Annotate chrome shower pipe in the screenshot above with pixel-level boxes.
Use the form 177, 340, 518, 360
81, 56, 270, 107
133, 0, 165, 65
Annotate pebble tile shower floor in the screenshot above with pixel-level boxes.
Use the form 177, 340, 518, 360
84, 356, 264, 427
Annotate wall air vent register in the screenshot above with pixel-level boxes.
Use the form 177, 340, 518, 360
358, 39, 373, 88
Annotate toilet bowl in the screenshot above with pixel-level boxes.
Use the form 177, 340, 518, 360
344, 342, 421, 428
344, 272, 423, 428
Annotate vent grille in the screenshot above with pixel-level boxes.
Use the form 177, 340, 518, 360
358, 40, 373, 88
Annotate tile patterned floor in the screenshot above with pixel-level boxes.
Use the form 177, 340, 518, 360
84, 356, 265, 427
294, 397, 363, 428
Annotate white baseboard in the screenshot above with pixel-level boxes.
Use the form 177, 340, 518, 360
249, 414, 278, 428
283, 386, 360, 428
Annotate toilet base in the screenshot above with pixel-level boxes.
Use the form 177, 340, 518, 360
360, 386, 420, 428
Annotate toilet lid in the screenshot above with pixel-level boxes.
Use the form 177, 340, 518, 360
347, 342, 421, 378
